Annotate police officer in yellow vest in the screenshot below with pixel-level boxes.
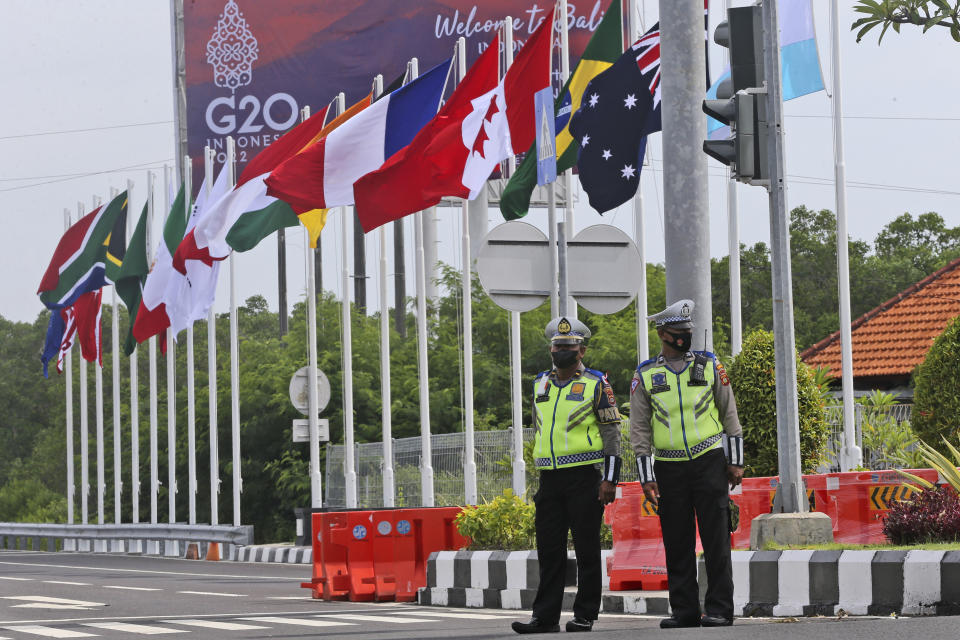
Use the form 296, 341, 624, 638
512, 317, 622, 635
630, 300, 744, 629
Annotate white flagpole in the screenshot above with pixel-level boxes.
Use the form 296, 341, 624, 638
558, 0, 576, 317
64, 208, 75, 526
831, 0, 861, 471
333, 94, 358, 510
110, 187, 122, 528
372, 73, 394, 508
148, 172, 159, 527
227, 137, 242, 526
186, 153, 200, 526
722, 0, 743, 356
93, 194, 105, 532
205, 148, 220, 525
503, 17, 526, 496
300, 106, 322, 510
415, 208, 434, 506
78, 201, 89, 528
629, 0, 650, 363
128, 178, 140, 526
455, 37, 478, 506
168, 164, 185, 529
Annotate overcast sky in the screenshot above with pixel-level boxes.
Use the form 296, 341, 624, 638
2, 1, 958, 326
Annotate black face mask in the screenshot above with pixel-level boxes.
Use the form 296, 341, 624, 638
664, 330, 693, 352
552, 349, 579, 369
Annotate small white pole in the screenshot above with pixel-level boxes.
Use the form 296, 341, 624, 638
205, 148, 220, 525
64, 208, 75, 525
456, 36, 478, 506
128, 179, 140, 525
831, 0, 861, 471
227, 136, 242, 526
168, 162, 186, 526
148, 172, 159, 526
629, 0, 650, 363
299, 105, 323, 510
93, 194, 105, 528
415, 209, 434, 506
110, 187, 123, 526
186, 152, 203, 525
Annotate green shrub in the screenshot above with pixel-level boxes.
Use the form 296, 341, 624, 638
912, 316, 960, 457
729, 329, 830, 477
455, 489, 536, 550
859, 390, 926, 469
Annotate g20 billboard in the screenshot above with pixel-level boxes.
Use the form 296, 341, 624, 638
183, 0, 615, 180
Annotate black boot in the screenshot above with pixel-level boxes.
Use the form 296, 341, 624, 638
700, 615, 733, 627
565, 617, 594, 632
659, 616, 701, 629
511, 617, 560, 634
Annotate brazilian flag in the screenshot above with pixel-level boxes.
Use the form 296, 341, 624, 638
500, 0, 623, 220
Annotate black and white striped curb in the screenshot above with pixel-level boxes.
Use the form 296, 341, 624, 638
727, 549, 960, 617
60, 539, 241, 561
419, 548, 960, 616
234, 544, 312, 564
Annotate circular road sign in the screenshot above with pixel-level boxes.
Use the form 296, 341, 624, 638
567, 225, 643, 315
476, 221, 553, 313
288, 366, 331, 416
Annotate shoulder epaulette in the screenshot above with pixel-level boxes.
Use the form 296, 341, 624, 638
582, 367, 605, 381
535, 370, 549, 381
636, 358, 657, 373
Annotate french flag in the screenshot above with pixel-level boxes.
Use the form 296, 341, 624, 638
265, 58, 451, 212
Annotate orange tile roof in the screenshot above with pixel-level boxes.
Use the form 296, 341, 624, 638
801, 257, 960, 378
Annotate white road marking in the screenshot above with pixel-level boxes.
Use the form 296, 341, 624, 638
317, 613, 437, 624
0, 577, 31, 581
165, 619, 269, 631
242, 616, 355, 628
85, 621, 186, 634
43, 581, 91, 586
11, 604, 92, 610
176, 590, 245, 597
103, 585, 162, 591
2, 626, 96, 638
2, 596, 105, 608
266, 596, 312, 600
393, 610, 517, 620
0, 605, 402, 625
0, 560, 299, 581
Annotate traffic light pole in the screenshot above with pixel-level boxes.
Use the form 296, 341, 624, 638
762, 0, 805, 514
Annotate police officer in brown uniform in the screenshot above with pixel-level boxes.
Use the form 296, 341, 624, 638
630, 300, 744, 628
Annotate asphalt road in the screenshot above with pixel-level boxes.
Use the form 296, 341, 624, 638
0, 550, 958, 639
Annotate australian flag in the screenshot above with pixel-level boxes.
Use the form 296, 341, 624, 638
570, 5, 710, 214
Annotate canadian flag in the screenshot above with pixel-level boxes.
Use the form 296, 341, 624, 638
355, 6, 554, 231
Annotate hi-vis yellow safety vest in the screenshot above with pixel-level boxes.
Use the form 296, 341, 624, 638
532, 368, 609, 470
639, 353, 723, 461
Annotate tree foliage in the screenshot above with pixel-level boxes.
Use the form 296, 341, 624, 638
853, 1, 960, 43
728, 329, 831, 477
912, 316, 960, 455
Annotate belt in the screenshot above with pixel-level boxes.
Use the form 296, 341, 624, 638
535, 450, 604, 468
655, 433, 722, 460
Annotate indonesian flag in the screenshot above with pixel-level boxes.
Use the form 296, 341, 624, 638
172, 105, 331, 273
354, 7, 554, 232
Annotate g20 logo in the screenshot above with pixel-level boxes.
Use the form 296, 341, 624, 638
205, 93, 299, 136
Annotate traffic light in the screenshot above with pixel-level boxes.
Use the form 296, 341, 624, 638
702, 5, 767, 183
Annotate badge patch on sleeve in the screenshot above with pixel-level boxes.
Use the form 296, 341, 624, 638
601, 375, 617, 405
717, 362, 730, 386
630, 378, 640, 395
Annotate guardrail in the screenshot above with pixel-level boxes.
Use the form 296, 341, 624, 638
0, 523, 254, 557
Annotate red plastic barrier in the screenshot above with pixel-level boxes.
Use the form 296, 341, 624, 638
391, 512, 419, 602
399, 506, 470, 594
309, 512, 352, 600
823, 469, 938, 544
300, 512, 326, 599
605, 483, 671, 590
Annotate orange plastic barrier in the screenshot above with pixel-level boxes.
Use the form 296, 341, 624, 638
303, 507, 468, 602
604, 483, 672, 590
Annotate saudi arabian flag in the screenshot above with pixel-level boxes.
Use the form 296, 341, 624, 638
500, 0, 622, 220
115, 202, 150, 355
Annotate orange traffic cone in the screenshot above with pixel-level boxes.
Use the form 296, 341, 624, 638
205, 542, 221, 561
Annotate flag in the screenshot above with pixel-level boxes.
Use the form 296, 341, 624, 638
173, 106, 332, 272
265, 58, 451, 212
169, 165, 231, 335
115, 202, 150, 355
74, 289, 103, 366
132, 185, 189, 344
568, 29, 661, 214
40, 306, 76, 377
38, 191, 128, 310
707, 0, 823, 138
500, 0, 623, 220
355, 9, 553, 232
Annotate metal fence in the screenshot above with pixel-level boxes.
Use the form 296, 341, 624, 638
820, 403, 913, 472
325, 404, 914, 508
325, 427, 639, 509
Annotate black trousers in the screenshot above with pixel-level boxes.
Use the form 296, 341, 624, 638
531, 465, 604, 624
655, 449, 734, 621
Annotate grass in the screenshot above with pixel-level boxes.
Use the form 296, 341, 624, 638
763, 541, 960, 551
